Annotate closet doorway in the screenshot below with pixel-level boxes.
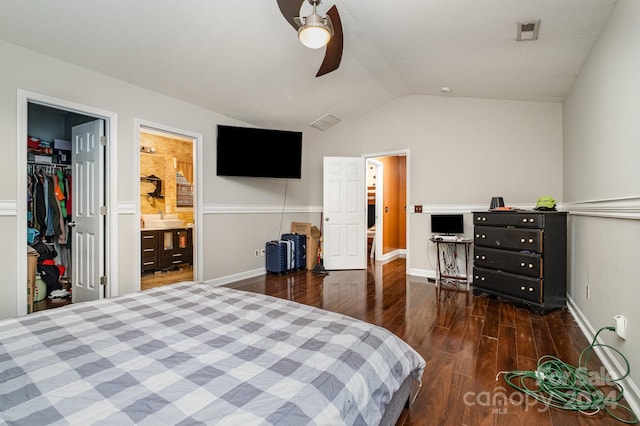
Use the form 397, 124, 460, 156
18, 91, 118, 316
136, 122, 200, 291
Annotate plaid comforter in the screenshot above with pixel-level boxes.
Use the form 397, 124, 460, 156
0, 282, 425, 425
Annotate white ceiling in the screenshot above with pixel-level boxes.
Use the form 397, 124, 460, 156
0, 0, 616, 140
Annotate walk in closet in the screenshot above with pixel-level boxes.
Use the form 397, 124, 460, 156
26, 103, 95, 312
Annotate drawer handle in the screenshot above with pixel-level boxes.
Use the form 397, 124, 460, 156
529, 264, 534, 268
143, 236, 154, 239
520, 238, 525, 243
143, 248, 154, 252
143, 261, 154, 265
520, 262, 525, 267
172, 260, 182, 264
528, 238, 534, 243
529, 218, 534, 223
529, 287, 534, 292
481, 255, 486, 260
481, 277, 485, 281
521, 286, 525, 291
481, 234, 486, 239
522, 218, 527, 223
172, 253, 182, 257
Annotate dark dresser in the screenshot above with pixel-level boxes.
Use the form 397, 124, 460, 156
472, 210, 567, 314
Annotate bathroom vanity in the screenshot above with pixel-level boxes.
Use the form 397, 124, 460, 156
141, 226, 192, 273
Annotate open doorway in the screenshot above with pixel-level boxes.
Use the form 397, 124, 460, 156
365, 152, 407, 262
137, 124, 199, 291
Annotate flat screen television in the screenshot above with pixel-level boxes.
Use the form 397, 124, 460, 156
431, 214, 464, 235
216, 125, 303, 179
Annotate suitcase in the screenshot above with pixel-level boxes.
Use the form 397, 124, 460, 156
265, 240, 287, 274
281, 233, 306, 270
279, 239, 294, 271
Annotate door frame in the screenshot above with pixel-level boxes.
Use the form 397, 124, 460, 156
134, 119, 203, 290
363, 149, 410, 268
16, 89, 119, 316
366, 158, 383, 260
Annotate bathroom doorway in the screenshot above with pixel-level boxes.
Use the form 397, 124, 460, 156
137, 124, 199, 291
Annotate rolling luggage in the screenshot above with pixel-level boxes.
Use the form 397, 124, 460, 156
281, 233, 306, 270
279, 239, 294, 271
265, 240, 287, 274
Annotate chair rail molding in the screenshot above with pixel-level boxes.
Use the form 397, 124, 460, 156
562, 196, 640, 220
203, 204, 322, 215
0, 200, 17, 216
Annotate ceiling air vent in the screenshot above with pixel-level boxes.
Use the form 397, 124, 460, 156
517, 20, 540, 41
310, 113, 341, 131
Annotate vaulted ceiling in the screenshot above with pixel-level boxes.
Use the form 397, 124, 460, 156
0, 0, 617, 140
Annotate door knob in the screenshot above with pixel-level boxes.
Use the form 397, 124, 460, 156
67, 221, 76, 227
325, 217, 329, 221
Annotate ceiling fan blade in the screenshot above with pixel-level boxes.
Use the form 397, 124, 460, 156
277, 0, 305, 30
316, 5, 343, 77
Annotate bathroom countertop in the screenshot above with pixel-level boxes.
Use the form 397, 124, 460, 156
141, 225, 193, 231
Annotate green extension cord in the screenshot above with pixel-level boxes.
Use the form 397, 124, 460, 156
499, 326, 638, 424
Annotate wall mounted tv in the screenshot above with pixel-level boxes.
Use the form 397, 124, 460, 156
430, 214, 464, 235
216, 125, 303, 179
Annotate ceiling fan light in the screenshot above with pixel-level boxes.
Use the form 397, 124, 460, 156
298, 14, 332, 49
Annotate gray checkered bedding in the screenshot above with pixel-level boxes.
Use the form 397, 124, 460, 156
0, 282, 425, 425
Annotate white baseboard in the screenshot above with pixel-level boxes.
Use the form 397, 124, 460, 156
408, 268, 436, 280
567, 294, 640, 417
204, 267, 266, 287
376, 249, 406, 262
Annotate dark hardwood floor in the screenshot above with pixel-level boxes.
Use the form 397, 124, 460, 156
225, 257, 635, 425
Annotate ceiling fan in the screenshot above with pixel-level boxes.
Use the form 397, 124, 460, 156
276, 0, 343, 77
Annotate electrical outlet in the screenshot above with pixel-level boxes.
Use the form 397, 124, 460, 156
260, 248, 265, 256
613, 315, 627, 339
254, 249, 260, 257
414, 205, 423, 213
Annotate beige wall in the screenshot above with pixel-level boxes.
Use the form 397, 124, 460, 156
563, 0, 640, 401
0, 40, 312, 319
308, 95, 563, 273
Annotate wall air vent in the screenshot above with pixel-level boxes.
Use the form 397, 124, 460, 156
517, 20, 540, 41
310, 113, 341, 131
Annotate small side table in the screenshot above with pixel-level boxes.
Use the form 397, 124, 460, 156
430, 238, 473, 291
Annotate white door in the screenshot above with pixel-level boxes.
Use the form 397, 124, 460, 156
322, 157, 366, 270
72, 119, 105, 302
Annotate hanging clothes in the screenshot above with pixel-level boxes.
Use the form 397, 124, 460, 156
46, 176, 62, 238
65, 170, 72, 217
33, 171, 47, 233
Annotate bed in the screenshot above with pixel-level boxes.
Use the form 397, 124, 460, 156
0, 282, 425, 425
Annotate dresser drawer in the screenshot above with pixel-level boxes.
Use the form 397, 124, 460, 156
474, 226, 543, 252
474, 246, 542, 278
474, 212, 544, 228
473, 267, 543, 303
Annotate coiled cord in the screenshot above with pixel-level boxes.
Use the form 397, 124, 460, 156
497, 326, 638, 424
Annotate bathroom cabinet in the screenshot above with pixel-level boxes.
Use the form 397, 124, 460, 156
141, 228, 192, 273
